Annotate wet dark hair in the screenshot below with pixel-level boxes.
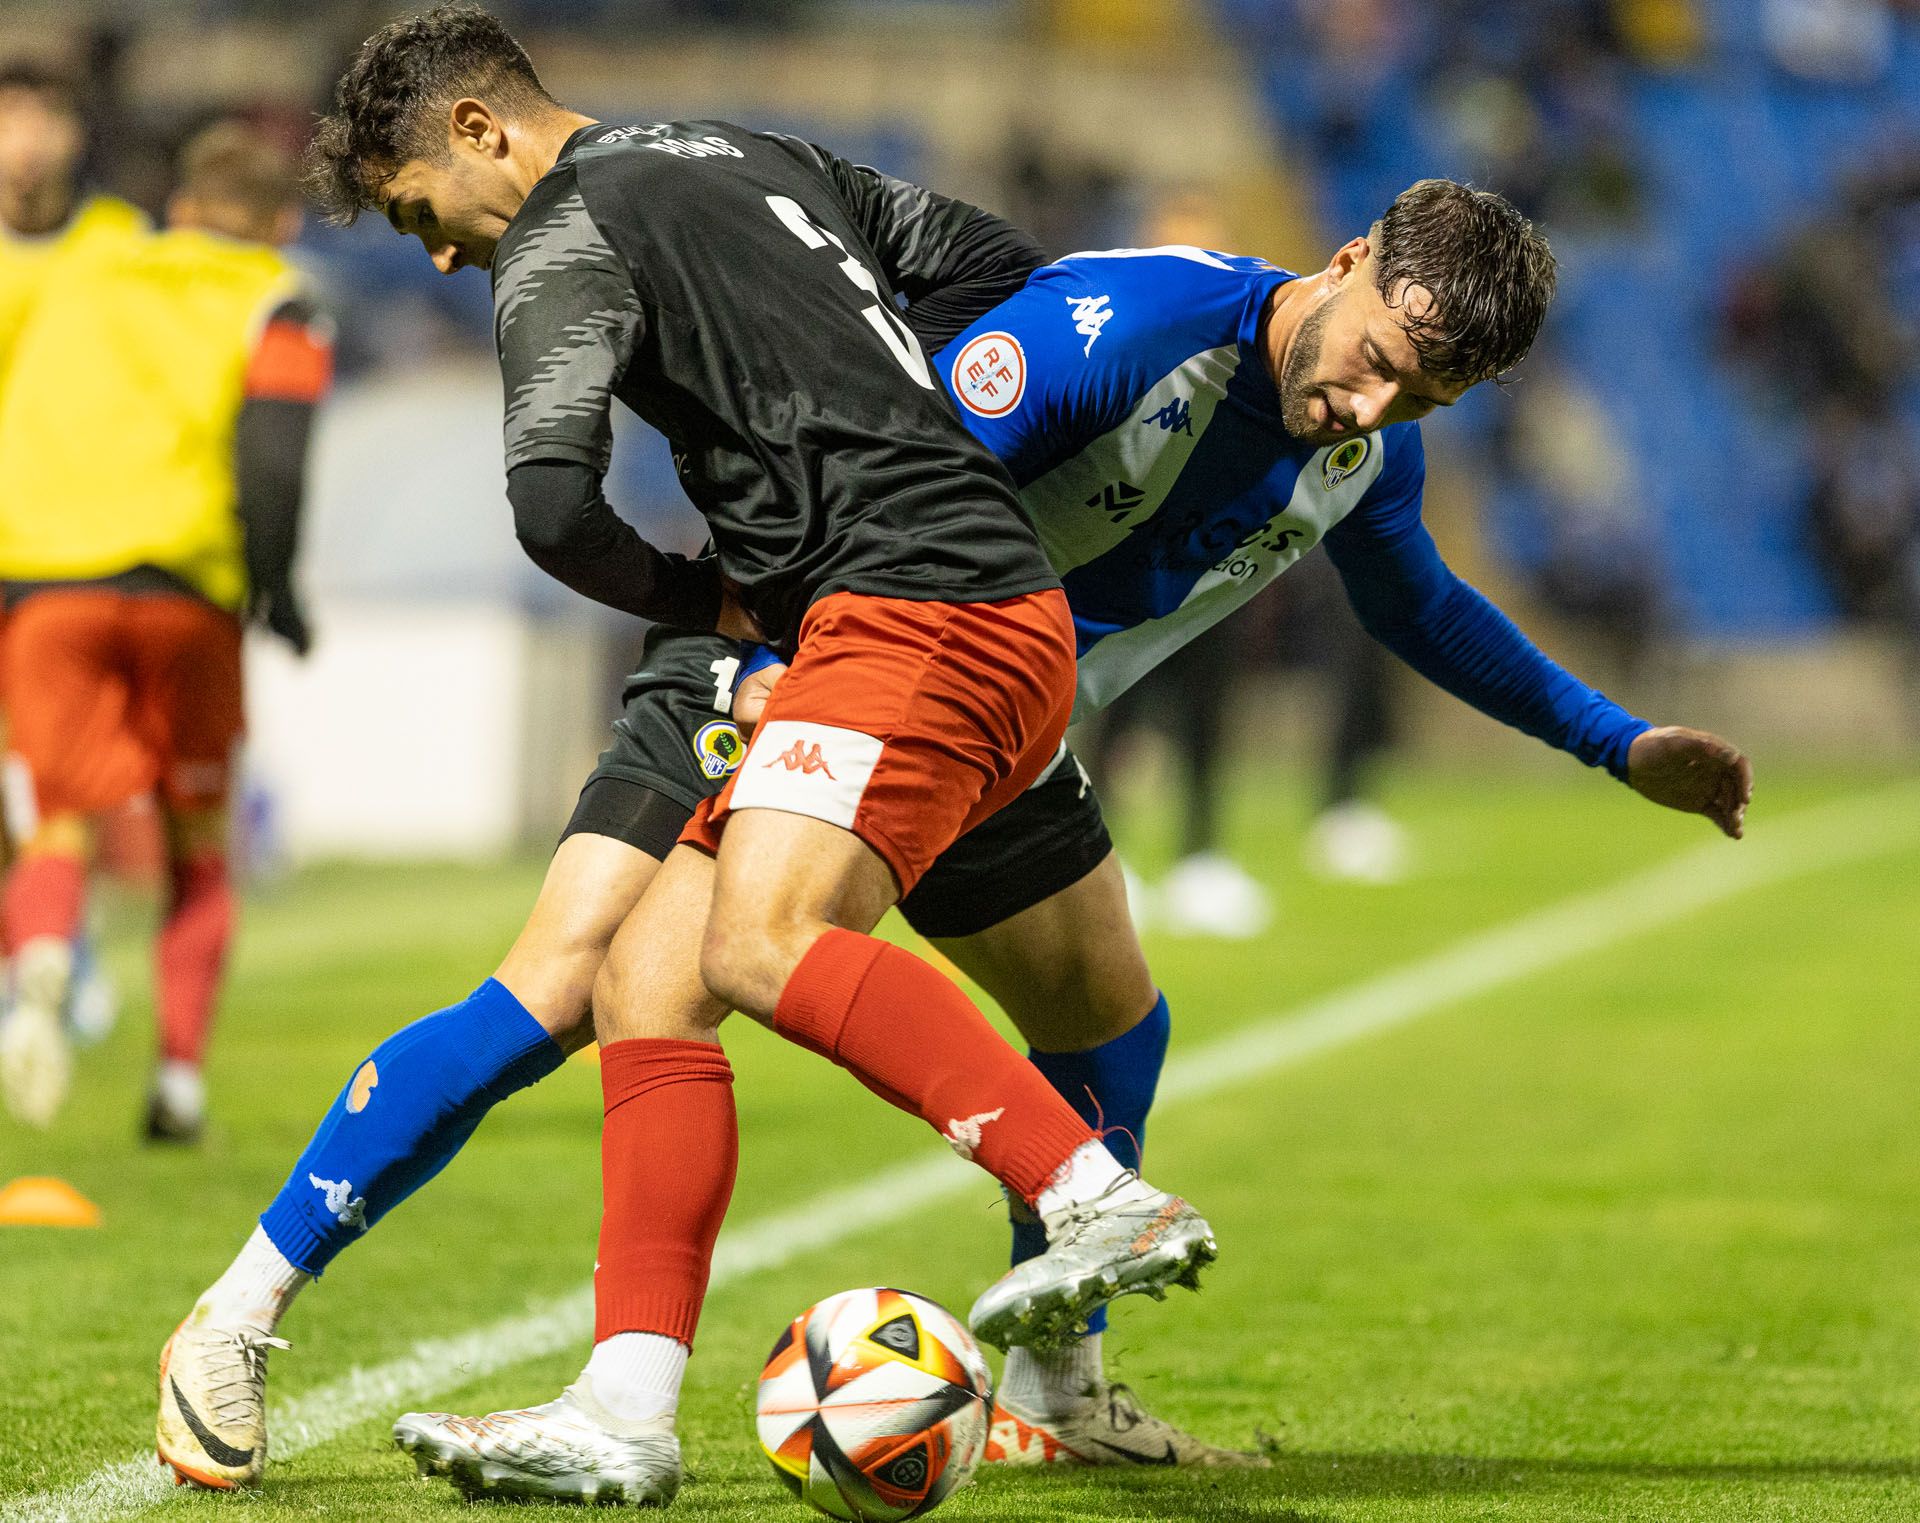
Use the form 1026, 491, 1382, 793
1369, 179, 1557, 384
305, 4, 553, 225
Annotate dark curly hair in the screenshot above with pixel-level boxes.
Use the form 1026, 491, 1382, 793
1369, 179, 1557, 385
306, 5, 552, 225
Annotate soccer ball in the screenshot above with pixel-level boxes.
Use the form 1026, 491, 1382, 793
755, 1287, 993, 1521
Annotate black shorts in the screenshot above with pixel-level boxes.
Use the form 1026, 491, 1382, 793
561, 626, 747, 859
559, 628, 1111, 938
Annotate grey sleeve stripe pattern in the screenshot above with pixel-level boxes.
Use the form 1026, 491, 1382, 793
868, 170, 940, 282
494, 188, 644, 470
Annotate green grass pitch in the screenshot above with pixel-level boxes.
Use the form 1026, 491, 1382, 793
3, 765, 1917, 1521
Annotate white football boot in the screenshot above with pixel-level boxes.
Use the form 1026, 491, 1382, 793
394, 1377, 681, 1506
0, 936, 74, 1127
986, 1381, 1269, 1468
969, 1180, 1215, 1350
156, 1309, 288, 1489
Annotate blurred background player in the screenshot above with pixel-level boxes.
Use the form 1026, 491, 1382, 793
0, 59, 146, 365
0, 120, 330, 1139
0, 58, 147, 1044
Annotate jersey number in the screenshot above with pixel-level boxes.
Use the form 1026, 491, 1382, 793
766, 196, 933, 390
708, 656, 740, 715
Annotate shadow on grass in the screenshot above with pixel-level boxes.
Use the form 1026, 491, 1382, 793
951, 1450, 1920, 1516
254, 1448, 1920, 1521
1255, 1450, 1920, 1498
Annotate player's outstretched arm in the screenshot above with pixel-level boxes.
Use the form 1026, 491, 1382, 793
1626, 726, 1753, 839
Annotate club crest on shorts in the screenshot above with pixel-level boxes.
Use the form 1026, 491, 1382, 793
951, 332, 1026, 418
692, 720, 746, 780
1322, 436, 1370, 489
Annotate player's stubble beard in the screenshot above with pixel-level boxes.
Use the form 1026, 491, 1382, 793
1277, 293, 1339, 444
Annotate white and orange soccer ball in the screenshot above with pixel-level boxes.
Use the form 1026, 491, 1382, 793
755, 1287, 994, 1521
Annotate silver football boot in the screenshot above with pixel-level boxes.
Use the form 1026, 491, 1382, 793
987, 1381, 1270, 1467
969, 1178, 1216, 1350
393, 1377, 681, 1506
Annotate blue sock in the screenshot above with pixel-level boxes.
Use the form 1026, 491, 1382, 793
1013, 992, 1171, 1335
258, 979, 564, 1274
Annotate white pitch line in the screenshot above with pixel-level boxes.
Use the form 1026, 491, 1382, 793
13, 781, 1919, 1523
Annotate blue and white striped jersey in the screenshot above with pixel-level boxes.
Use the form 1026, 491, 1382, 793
933, 246, 1649, 777
936, 247, 1411, 707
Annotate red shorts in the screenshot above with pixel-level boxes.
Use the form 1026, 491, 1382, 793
679, 589, 1076, 894
1, 590, 244, 822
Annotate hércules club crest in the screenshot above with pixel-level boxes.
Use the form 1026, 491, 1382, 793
692, 721, 746, 780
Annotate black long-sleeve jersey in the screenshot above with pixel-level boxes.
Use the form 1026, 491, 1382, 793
491, 119, 1056, 644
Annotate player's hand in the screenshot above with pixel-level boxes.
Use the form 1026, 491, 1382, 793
733, 661, 787, 736
717, 579, 764, 641
251, 584, 313, 658
1626, 726, 1752, 839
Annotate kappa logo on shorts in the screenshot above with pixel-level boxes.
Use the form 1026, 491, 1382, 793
729, 721, 883, 831
692, 720, 746, 780
764, 739, 837, 779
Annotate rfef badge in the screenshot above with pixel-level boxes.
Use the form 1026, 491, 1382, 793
951, 332, 1027, 418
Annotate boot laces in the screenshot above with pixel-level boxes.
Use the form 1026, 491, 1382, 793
185, 1327, 288, 1427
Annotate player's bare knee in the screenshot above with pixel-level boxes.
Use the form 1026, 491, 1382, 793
591, 955, 638, 1042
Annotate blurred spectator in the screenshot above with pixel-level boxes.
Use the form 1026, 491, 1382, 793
1762, 0, 1898, 84
1805, 405, 1920, 642
1724, 149, 1920, 645
1492, 354, 1669, 675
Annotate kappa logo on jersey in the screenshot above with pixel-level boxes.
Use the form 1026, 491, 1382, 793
764, 739, 837, 779
1066, 294, 1114, 356
692, 720, 746, 780
952, 332, 1027, 418
943, 1107, 1006, 1161
1322, 436, 1370, 488
309, 1173, 367, 1231
1143, 398, 1193, 435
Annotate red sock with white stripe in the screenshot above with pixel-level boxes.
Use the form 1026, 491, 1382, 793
591, 1037, 737, 1421
772, 928, 1099, 1205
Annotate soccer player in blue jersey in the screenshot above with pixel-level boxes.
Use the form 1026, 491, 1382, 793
162, 161, 1749, 1498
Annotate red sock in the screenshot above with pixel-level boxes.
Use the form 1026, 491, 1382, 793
1, 852, 85, 954
594, 1039, 738, 1346
774, 929, 1094, 1205
157, 854, 235, 1066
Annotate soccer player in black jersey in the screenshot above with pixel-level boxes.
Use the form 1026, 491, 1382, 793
153, 7, 1217, 1505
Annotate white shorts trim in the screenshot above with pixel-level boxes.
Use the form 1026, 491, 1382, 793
727, 720, 883, 831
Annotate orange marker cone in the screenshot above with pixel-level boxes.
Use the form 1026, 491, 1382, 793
0, 1176, 101, 1227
